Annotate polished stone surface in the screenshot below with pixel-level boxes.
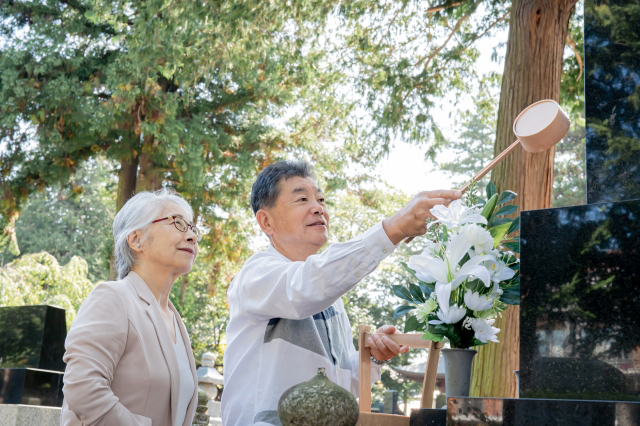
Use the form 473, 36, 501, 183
447, 397, 640, 426
0, 368, 64, 407
0, 404, 61, 426
409, 408, 446, 426
585, 0, 640, 204
0, 305, 66, 372
519, 199, 640, 401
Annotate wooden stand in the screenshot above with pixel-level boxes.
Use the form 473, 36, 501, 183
356, 325, 443, 426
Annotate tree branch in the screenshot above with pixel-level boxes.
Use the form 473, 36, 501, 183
405, 11, 509, 104
566, 33, 583, 82
415, 13, 470, 71
426, 1, 463, 14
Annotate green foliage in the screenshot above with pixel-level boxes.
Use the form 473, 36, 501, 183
0, 0, 351, 256
1, 158, 116, 281
0, 252, 95, 328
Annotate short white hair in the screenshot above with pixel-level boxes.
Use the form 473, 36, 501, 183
112, 189, 194, 279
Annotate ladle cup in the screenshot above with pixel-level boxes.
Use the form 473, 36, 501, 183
405, 99, 570, 244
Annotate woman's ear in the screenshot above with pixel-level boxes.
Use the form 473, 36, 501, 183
256, 209, 274, 236
127, 231, 144, 253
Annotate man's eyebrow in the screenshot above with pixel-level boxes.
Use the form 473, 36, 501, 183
291, 187, 324, 194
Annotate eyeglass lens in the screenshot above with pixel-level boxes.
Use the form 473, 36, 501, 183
173, 217, 202, 242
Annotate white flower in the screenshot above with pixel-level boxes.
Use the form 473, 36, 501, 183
428, 233, 493, 288
463, 290, 494, 311
429, 199, 487, 230
488, 259, 516, 283
416, 298, 438, 322
428, 305, 467, 325
460, 224, 494, 254
462, 317, 474, 330
469, 318, 500, 343
407, 252, 438, 283
488, 283, 503, 301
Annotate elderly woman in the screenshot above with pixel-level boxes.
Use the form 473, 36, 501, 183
61, 189, 202, 426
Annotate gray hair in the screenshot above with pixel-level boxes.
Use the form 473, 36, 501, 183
251, 160, 314, 214
112, 189, 194, 279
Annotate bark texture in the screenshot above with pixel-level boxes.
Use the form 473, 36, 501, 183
470, 0, 577, 398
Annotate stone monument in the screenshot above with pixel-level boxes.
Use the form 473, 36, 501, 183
446, 1, 640, 423
0, 305, 66, 407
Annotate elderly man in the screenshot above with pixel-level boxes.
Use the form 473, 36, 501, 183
222, 160, 461, 426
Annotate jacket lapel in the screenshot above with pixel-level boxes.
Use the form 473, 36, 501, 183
171, 301, 198, 426
127, 272, 180, 423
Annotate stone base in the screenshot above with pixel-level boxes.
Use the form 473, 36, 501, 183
0, 404, 61, 426
447, 397, 640, 425
207, 400, 221, 417
209, 417, 222, 426
409, 408, 446, 425
0, 368, 64, 406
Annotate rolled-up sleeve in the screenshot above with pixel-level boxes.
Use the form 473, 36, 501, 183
236, 221, 397, 320
62, 284, 150, 426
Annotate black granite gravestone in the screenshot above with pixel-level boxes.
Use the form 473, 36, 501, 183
519, 199, 640, 401
0, 305, 66, 407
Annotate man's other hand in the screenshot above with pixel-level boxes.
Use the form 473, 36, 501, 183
367, 325, 410, 362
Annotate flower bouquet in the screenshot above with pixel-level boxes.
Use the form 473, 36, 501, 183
393, 182, 520, 349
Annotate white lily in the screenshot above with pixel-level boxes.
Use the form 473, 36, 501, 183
488, 283, 503, 301
463, 290, 494, 311
469, 318, 500, 343
412, 234, 494, 314
428, 305, 467, 325
429, 199, 487, 230
460, 224, 494, 255
483, 258, 516, 283
407, 253, 437, 283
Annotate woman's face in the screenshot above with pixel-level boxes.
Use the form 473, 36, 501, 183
138, 202, 199, 277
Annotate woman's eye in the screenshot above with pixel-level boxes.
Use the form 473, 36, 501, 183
298, 197, 307, 202
318, 198, 325, 203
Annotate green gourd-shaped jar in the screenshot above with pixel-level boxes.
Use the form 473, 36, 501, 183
278, 367, 359, 426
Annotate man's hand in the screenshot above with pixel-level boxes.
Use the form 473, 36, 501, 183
366, 325, 409, 362
382, 189, 462, 245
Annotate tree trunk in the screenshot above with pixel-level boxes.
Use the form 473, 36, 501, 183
110, 153, 139, 280
116, 154, 139, 212
179, 275, 189, 307
470, 0, 577, 398
137, 134, 163, 192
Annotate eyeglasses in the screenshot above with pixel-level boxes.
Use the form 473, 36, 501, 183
151, 215, 203, 242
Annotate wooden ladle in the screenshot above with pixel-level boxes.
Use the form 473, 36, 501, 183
405, 99, 570, 243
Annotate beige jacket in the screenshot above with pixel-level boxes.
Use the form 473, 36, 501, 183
61, 272, 197, 426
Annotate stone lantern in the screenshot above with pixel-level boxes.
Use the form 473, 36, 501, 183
196, 352, 224, 423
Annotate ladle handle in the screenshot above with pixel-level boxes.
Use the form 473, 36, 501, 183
404, 139, 521, 244
459, 139, 521, 194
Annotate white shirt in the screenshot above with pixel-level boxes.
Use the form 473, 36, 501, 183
221, 222, 397, 426
173, 316, 195, 426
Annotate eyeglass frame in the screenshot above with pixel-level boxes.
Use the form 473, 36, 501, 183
151, 215, 203, 242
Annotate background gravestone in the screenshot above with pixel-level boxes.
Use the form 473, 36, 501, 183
0, 305, 66, 371
0, 305, 66, 407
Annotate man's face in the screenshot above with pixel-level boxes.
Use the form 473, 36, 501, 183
263, 176, 330, 251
